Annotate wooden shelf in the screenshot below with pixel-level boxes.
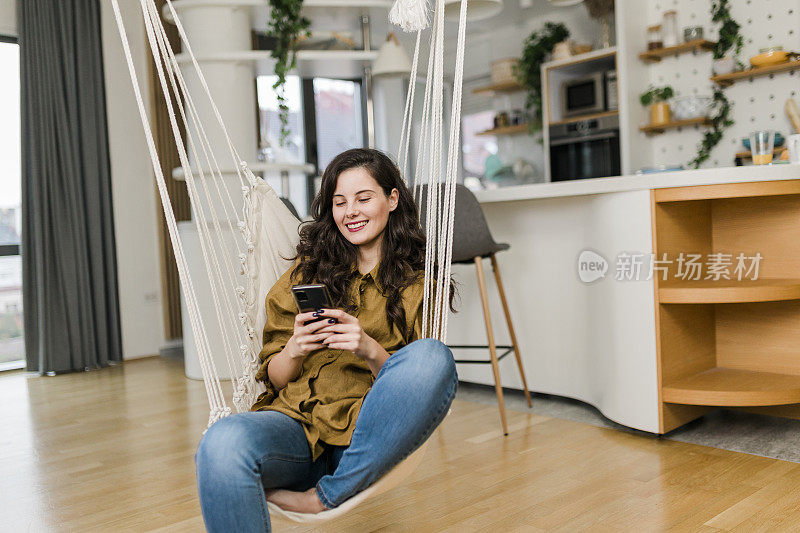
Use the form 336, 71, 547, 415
659, 278, 800, 304
476, 123, 531, 136
543, 47, 617, 71
663, 368, 800, 406
654, 179, 800, 202
711, 59, 800, 87
638, 39, 716, 63
548, 110, 618, 127
639, 116, 711, 135
473, 81, 525, 95
734, 147, 785, 160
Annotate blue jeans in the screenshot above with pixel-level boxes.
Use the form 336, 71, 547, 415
195, 338, 458, 532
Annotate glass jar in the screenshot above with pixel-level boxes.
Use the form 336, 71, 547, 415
662, 10, 679, 48
647, 24, 663, 50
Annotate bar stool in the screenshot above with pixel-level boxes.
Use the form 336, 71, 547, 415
417, 184, 533, 435
279, 197, 301, 220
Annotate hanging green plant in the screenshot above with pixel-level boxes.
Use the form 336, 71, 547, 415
690, 0, 742, 168
711, 0, 744, 68
514, 22, 570, 130
267, 0, 311, 147
689, 88, 734, 168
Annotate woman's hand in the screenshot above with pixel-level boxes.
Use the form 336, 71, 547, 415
315, 309, 380, 361
284, 311, 335, 359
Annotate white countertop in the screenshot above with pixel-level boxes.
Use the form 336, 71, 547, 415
473, 165, 800, 203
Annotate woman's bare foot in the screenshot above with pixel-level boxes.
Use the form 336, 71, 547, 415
266, 487, 328, 514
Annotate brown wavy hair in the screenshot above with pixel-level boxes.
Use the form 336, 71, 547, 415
289, 148, 456, 337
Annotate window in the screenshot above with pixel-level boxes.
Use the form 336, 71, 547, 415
256, 75, 366, 216
0, 37, 24, 371
312, 78, 364, 171
256, 75, 305, 164
461, 110, 498, 190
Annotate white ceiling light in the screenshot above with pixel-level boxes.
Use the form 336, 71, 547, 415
443, 0, 503, 21
548, 0, 584, 6
372, 33, 412, 78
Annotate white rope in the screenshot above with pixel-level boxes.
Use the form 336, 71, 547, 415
109, 0, 228, 421
393, 0, 467, 341
439, 0, 467, 343
418, 11, 439, 338
429, 0, 446, 339
164, 0, 252, 189
141, 0, 245, 391
142, 1, 243, 386
139, 0, 233, 420
398, 30, 422, 183
143, 0, 277, 411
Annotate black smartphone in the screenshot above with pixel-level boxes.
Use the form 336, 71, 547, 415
291, 284, 337, 325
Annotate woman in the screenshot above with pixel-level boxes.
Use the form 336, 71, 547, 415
195, 148, 458, 532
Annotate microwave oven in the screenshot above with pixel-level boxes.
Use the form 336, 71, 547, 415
561, 71, 615, 118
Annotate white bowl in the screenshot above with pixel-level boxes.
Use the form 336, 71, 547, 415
671, 96, 713, 120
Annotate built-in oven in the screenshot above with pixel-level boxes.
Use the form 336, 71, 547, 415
549, 114, 620, 181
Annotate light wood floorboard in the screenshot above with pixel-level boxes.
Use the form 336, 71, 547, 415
2, 357, 800, 531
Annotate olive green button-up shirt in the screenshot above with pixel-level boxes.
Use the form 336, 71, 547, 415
251, 260, 425, 461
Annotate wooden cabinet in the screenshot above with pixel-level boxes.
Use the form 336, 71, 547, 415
651, 179, 800, 432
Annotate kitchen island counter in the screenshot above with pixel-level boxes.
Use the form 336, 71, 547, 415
474, 164, 800, 203
448, 165, 800, 435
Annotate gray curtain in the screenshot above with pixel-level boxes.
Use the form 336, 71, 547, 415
19, 0, 123, 373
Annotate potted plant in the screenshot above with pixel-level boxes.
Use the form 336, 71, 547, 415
514, 22, 570, 130
640, 85, 675, 125
710, 0, 743, 75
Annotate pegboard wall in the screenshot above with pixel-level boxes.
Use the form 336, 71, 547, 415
641, 0, 800, 168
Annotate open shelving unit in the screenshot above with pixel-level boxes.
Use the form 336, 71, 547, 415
541, 47, 618, 181
638, 39, 716, 63
651, 179, 800, 432
710, 59, 800, 87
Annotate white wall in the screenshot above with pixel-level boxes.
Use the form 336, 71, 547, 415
0, 0, 15, 36
101, 1, 166, 359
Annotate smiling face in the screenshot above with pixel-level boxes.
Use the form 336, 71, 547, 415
332, 166, 398, 249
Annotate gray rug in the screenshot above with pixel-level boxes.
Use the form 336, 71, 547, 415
455, 381, 800, 464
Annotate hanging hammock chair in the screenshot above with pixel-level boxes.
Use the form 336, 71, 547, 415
109, 0, 469, 522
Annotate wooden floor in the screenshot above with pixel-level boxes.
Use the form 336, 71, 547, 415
3, 358, 800, 532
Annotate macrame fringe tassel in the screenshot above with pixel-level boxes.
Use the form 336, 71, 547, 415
389, 0, 431, 32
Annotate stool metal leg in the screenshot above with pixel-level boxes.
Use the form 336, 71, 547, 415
490, 254, 533, 408
474, 256, 509, 436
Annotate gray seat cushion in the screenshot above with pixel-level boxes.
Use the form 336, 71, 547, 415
280, 197, 301, 221
416, 184, 510, 264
